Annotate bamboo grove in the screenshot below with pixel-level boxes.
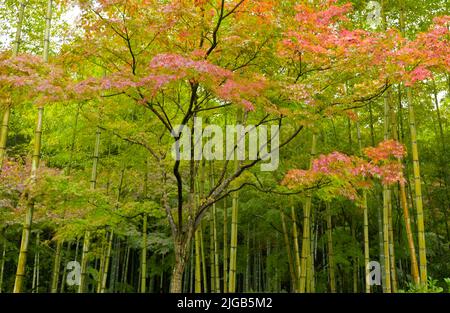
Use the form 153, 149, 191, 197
0, 0, 449, 294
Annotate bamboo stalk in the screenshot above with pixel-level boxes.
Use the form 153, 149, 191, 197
280, 207, 296, 291
399, 0, 427, 289
383, 189, 392, 293
209, 214, 215, 293
300, 133, 316, 293
223, 198, 228, 292
400, 182, 420, 285
60, 241, 71, 293
291, 204, 301, 292
0, 1, 25, 171
141, 214, 147, 293
388, 197, 398, 292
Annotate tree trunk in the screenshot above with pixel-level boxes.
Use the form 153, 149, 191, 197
170, 232, 192, 293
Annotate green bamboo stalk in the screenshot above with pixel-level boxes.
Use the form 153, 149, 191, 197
388, 198, 398, 292
100, 231, 113, 293
141, 214, 148, 293
60, 241, 71, 293
326, 203, 336, 293
96, 236, 106, 293
363, 193, 370, 293
209, 214, 215, 293
200, 223, 208, 292
280, 208, 296, 291
399, 0, 427, 289
79, 126, 101, 293
383, 189, 392, 293
14, 1, 52, 293
51, 240, 63, 293
213, 202, 220, 293
300, 133, 316, 293
223, 198, 228, 292
194, 227, 202, 292
406, 88, 427, 287
78, 231, 90, 293
356, 117, 371, 293
31, 232, 40, 293
228, 110, 243, 293
245, 224, 250, 292
291, 205, 301, 292
121, 244, 130, 292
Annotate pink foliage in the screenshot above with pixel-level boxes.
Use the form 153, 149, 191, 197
364, 139, 406, 162
282, 140, 406, 200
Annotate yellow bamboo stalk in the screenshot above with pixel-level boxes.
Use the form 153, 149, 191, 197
399, 0, 427, 289
400, 182, 420, 285
406, 88, 427, 287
